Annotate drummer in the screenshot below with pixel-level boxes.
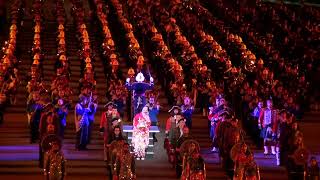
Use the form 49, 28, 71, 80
106, 125, 126, 180
43, 138, 66, 180
39, 124, 61, 168
180, 140, 206, 180
175, 126, 193, 178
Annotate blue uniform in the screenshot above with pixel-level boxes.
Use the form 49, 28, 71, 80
126, 82, 154, 116
149, 106, 159, 126
27, 102, 43, 142
181, 105, 194, 129
56, 107, 67, 138
114, 98, 125, 118
75, 103, 90, 150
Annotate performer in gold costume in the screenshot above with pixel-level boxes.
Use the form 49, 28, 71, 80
112, 143, 136, 180
43, 140, 66, 180
180, 140, 206, 180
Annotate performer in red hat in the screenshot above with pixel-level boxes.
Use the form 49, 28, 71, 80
100, 101, 121, 161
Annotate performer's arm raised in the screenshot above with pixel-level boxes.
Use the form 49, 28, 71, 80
125, 78, 132, 90
148, 77, 154, 90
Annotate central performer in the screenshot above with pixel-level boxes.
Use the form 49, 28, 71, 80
132, 106, 151, 160
126, 72, 154, 116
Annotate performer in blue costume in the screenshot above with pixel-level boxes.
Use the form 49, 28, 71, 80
74, 95, 92, 150
27, 92, 43, 143
181, 96, 194, 129
148, 96, 160, 142
126, 72, 154, 116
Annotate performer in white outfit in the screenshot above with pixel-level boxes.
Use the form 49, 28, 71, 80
132, 106, 151, 160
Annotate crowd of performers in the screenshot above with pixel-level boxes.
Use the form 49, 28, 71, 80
0, 0, 23, 124
164, 104, 206, 180
27, 78, 133, 179
208, 95, 320, 179
22, 0, 132, 179
162, 93, 261, 180
26, 60, 207, 180
2, 0, 320, 179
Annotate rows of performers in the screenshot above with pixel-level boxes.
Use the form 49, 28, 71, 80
0, 0, 24, 124
208, 96, 319, 179
161, 93, 259, 180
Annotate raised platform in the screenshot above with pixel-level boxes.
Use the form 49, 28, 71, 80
123, 125, 160, 133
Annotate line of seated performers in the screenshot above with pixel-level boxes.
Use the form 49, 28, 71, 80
0, 0, 24, 124
194, 0, 312, 114
159, 1, 317, 179
29, 0, 135, 178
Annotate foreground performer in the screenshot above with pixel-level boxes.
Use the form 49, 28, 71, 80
107, 126, 126, 180
232, 143, 253, 180
43, 139, 66, 180
176, 126, 193, 178
112, 143, 136, 180
181, 141, 206, 180
39, 124, 60, 168
126, 72, 154, 116
216, 113, 242, 179
132, 106, 151, 160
